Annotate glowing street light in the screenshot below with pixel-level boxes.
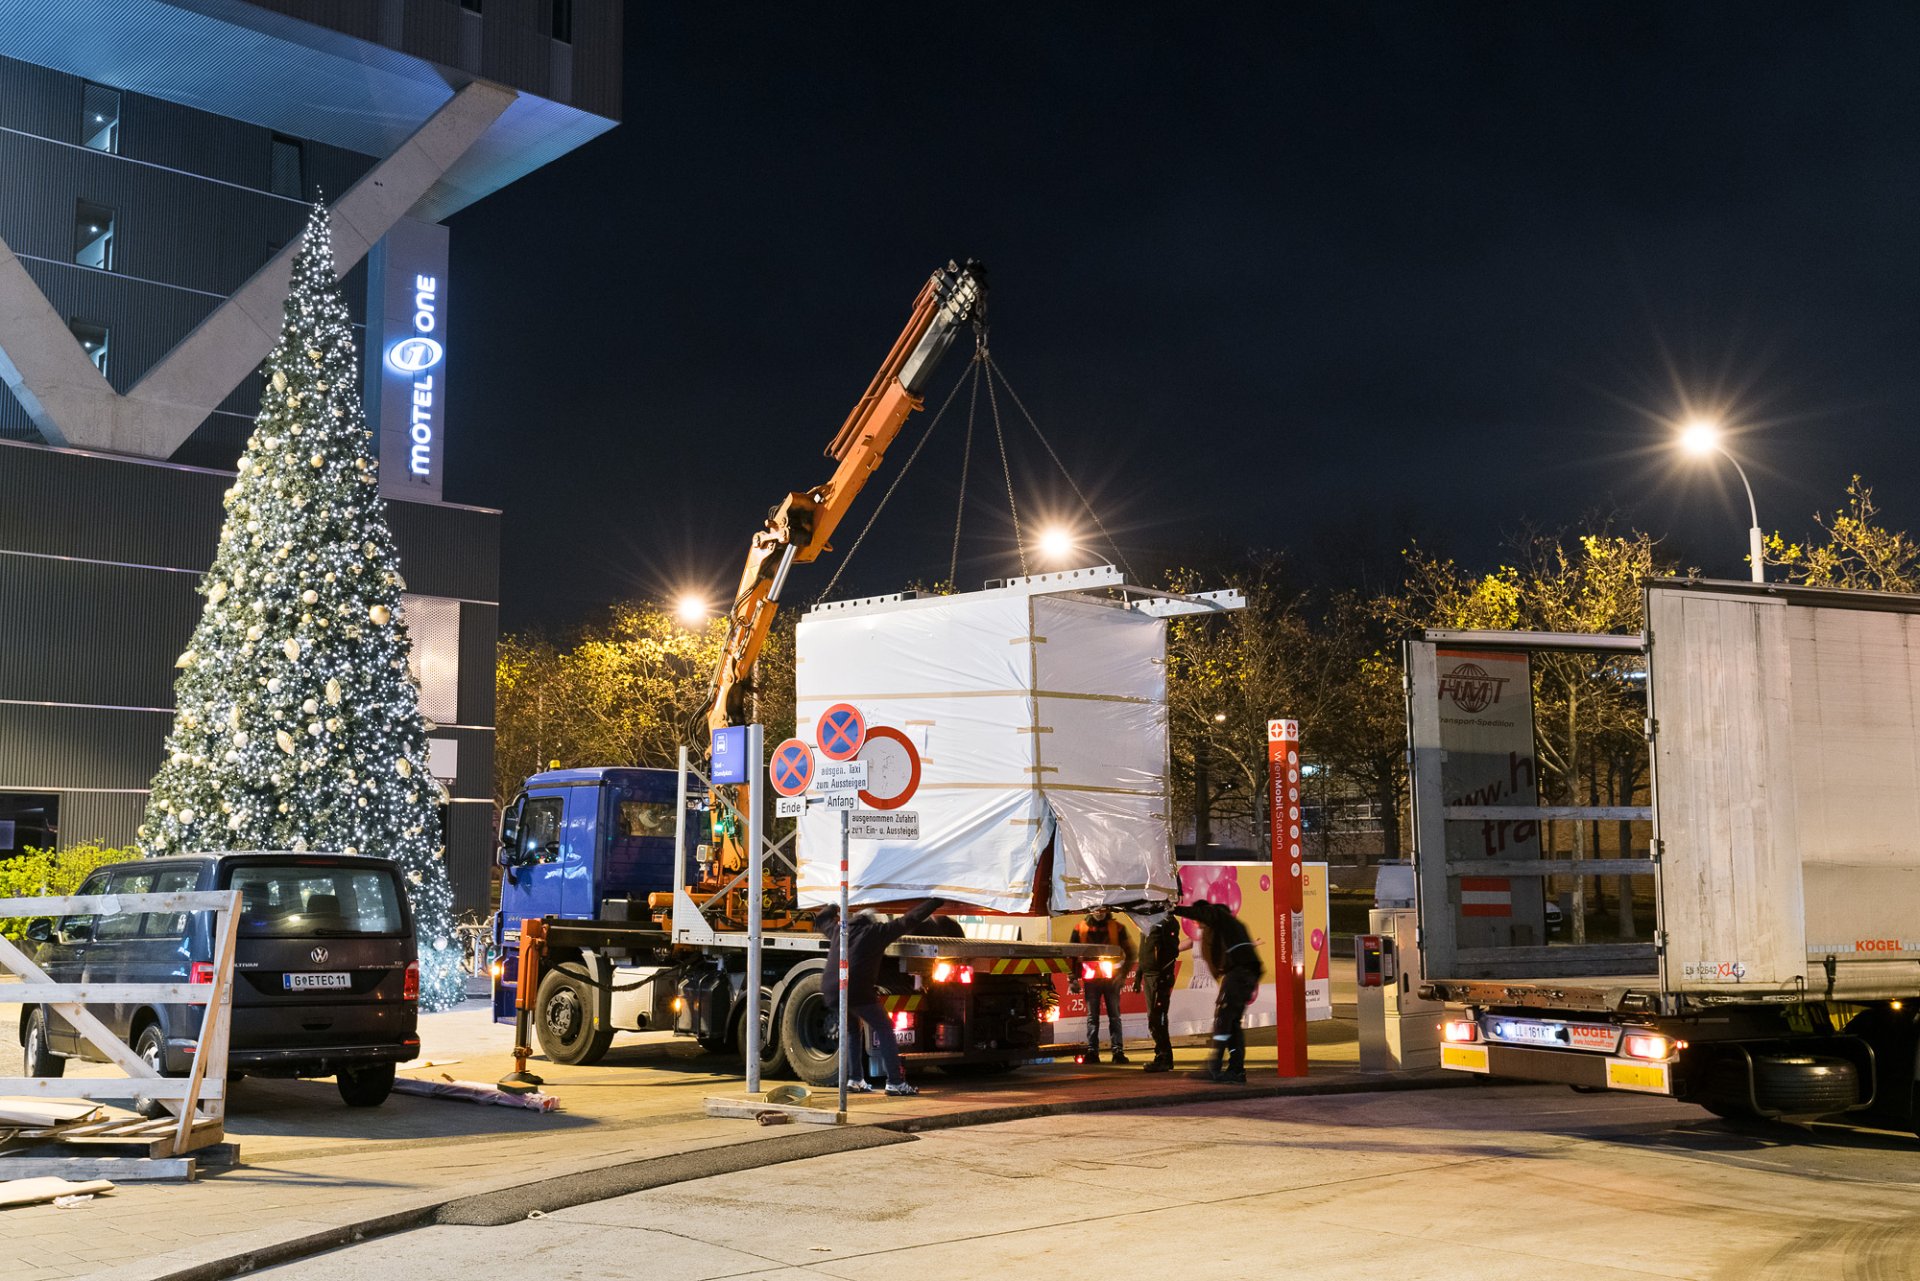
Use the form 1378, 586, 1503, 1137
1038, 526, 1076, 563
1676, 418, 1764, 583
675, 594, 710, 626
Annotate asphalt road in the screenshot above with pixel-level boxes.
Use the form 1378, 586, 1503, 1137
252, 1084, 1920, 1281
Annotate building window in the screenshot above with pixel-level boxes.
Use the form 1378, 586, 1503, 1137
69, 320, 109, 375
73, 200, 115, 270
81, 83, 121, 153
404, 594, 462, 724
0, 792, 59, 856
551, 0, 572, 42
270, 136, 303, 199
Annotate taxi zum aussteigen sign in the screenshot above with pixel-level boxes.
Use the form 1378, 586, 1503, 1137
771, 754, 920, 838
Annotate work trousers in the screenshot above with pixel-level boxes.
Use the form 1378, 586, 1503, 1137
1141, 970, 1174, 1062
842, 1000, 904, 1086
1210, 965, 1261, 1071
1083, 981, 1123, 1053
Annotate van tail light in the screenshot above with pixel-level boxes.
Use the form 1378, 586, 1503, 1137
188, 961, 215, 1003
1442, 1019, 1480, 1043
403, 961, 421, 1002
892, 1011, 915, 1032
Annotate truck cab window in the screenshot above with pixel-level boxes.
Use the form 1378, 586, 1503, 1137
520, 797, 563, 861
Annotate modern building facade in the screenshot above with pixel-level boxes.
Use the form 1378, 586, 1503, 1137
0, 0, 620, 913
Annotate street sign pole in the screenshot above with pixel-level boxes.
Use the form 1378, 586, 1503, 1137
745, 722, 765, 1095
837, 804, 850, 1115
1268, 718, 1309, 1077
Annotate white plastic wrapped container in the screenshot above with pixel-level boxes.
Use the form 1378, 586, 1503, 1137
795, 580, 1176, 914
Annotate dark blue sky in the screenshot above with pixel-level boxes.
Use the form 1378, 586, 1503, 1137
446, 4, 1920, 631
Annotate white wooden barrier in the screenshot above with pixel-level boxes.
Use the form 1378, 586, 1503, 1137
0, 890, 240, 1156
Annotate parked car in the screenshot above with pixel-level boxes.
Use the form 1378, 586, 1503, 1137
18, 851, 419, 1107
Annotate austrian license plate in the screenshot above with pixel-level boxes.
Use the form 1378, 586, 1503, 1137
283, 972, 351, 991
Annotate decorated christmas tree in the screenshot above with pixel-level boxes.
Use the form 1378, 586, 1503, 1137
142, 201, 461, 1009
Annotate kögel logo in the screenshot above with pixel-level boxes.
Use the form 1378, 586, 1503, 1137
386, 335, 443, 374
1439, 662, 1509, 714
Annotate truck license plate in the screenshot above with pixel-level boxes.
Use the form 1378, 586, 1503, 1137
283, 972, 351, 991
895, 1028, 915, 1046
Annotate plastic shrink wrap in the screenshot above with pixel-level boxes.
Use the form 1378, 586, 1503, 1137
796, 587, 1175, 914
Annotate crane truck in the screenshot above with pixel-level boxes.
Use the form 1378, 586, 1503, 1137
1411, 578, 1920, 1131
490, 262, 1148, 1084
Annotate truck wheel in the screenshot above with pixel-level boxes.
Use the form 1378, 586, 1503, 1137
734, 985, 790, 1078
535, 969, 614, 1066
778, 972, 841, 1087
1753, 1054, 1858, 1117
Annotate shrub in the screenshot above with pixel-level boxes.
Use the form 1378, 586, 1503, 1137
0, 842, 138, 941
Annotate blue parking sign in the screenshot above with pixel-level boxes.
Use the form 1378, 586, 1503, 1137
710, 725, 749, 785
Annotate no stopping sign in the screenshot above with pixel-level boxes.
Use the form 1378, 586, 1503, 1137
856, 725, 921, 811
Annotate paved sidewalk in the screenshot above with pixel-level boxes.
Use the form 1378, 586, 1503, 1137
3, 1002, 1439, 1281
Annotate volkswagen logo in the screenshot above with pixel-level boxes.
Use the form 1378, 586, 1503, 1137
310, 946, 330, 965
386, 335, 444, 374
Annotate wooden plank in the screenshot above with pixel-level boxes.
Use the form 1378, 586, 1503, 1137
0, 936, 157, 1080
701, 1096, 845, 1125
0, 1155, 195, 1181
174, 898, 238, 1151
0, 891, 235, 916
0, 1080, 222, 1100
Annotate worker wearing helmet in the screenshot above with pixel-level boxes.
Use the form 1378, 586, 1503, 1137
1173, 897, 1263, 1083
814, 898, 943, 1096
1069, 904, 1135, 1064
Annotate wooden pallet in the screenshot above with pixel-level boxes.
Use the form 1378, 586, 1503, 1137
0, 1113, 228, 1181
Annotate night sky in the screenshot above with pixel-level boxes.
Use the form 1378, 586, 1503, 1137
444, 5, 1920, 633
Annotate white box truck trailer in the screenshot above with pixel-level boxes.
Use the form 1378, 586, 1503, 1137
1412, 578, 1920, 1126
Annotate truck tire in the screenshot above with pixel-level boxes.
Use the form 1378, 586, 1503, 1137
778, 972, 841, 1087
737, 985, 791, 1078
535, 969, 614, 1066
1753, 1054, 1858, 1117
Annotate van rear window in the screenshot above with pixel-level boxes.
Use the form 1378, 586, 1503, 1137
226, 866, 404, 937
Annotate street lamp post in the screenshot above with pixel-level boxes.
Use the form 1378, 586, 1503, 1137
1679, 420, 1764, 584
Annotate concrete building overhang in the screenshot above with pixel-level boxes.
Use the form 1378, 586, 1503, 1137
0, 0, 616, 220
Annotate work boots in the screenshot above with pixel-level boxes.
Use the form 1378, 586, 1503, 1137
1110, 1049, 1131, 1065
1141, 1054, 1173, 1073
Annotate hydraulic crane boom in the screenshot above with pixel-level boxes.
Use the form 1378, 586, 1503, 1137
707, 259, 987, 735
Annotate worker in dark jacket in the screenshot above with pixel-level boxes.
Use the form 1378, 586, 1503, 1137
1172, 897, 1263, 1082
1069, 904, 1135, 1063
1129, 910, 1185, 1072
813, 898, 943, 1096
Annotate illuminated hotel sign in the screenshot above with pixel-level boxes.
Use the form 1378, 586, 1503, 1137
368, 217, 449, 501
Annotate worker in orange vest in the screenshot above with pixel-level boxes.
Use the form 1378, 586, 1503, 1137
1068, 904, 1135, 1064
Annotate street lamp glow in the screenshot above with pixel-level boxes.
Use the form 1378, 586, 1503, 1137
1674, 418, 1764, 584
1038, 526, 1075, 561
675, 594, 710, 626
1679, 419, 1722, 456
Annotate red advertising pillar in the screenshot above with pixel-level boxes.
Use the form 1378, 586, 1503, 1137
1268, 718, 1308, 1077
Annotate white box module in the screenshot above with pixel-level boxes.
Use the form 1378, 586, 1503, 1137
795, 578, 1176, 914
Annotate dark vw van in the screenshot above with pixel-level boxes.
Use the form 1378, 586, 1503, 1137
19, 852, 419, 1107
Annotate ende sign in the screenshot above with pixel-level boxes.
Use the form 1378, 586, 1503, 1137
369, 217, 448, 501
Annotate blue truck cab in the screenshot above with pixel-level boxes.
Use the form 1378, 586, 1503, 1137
491, 767, 701, 1024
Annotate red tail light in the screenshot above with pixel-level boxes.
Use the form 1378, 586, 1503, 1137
188, 961, 214, 1003
931, 961, 974, 985
892, 1011, 915, 1032
958, 965, 973, 985
1081, 962, 1097, 980
403, 961, 420, 1002
1098, 959, 1115, 979
1442, 1019, 1480, 1043
1623, 1033, 1674, 1061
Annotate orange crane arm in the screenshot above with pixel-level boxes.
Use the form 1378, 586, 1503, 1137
707, 260, 986, 733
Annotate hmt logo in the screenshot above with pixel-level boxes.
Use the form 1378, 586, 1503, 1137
1439, 662, 1510, 714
